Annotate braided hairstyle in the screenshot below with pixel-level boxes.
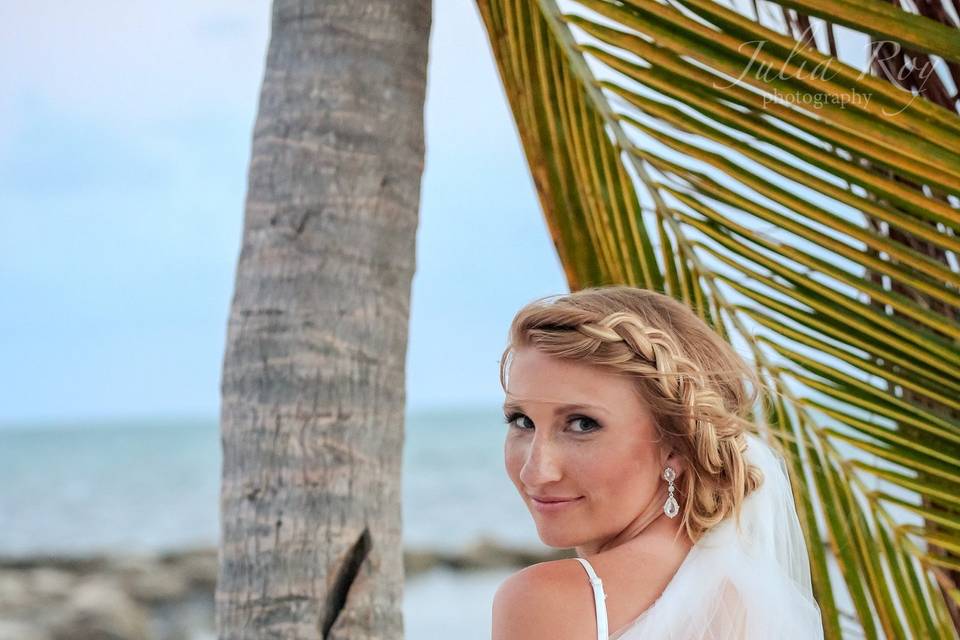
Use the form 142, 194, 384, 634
499, 285, 764, 543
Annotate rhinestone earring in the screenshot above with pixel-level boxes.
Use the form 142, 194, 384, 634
663, 466, 679, 518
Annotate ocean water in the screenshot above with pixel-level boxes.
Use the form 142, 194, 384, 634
0, 408, 541, 640
0, 408, 539, 556
0, 408, 868, 638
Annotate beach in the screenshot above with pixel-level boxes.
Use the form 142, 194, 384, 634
0, 408, 555, 639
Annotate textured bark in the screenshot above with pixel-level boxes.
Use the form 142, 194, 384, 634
216, 2, 430, 638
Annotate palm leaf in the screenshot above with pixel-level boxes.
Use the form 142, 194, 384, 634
475, 0, 960, 636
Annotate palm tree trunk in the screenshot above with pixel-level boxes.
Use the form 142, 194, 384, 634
216, 1, 430, 638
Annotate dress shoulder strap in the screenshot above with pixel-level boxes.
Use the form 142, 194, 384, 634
574, 557, 609, 640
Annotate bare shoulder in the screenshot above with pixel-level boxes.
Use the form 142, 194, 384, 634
491, 558, 597, 640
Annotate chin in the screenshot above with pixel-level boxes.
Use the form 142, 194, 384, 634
534, 524, 581, 549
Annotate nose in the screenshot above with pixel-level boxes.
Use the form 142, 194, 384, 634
518, 432, 564, 488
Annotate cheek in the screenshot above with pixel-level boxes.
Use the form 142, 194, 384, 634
589, 451, 659, 507
503, 438, 524, 481
589, 456, 633, 494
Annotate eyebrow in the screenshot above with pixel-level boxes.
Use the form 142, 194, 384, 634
501, 400, 609, 415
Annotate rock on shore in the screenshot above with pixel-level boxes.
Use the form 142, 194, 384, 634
0, 538, 568, 640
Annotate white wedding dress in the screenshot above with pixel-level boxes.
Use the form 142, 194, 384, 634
574, 433, 824, 639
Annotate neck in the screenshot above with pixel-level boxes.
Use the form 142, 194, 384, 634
575, 485, 688, 557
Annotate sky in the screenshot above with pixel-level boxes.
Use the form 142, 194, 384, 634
0, 1, 568, 425
0, 2, 902, 428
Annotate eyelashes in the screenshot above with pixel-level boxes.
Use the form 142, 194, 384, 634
502, 412, 530, 429
502, 411, 602, 434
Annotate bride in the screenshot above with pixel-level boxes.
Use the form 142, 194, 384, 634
491, 286, 824, 639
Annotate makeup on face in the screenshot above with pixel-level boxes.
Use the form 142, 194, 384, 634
529, 495, 585, 513
502, 348, 666, 550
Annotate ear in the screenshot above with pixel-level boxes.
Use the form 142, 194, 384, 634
662, 447, 686, 481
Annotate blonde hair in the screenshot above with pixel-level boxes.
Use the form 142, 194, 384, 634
499, 285, 764, 543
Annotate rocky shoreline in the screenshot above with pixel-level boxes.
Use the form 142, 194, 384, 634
0, 538, 568, 640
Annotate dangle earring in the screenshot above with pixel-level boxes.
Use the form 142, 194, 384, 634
663, 466, 679, 518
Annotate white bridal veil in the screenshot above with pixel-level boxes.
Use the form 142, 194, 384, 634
609, 432, 825, 639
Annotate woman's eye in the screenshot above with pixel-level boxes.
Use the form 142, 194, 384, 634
503, 413, 532, 430
570, 415, 600, 433
502, 413, 600, 433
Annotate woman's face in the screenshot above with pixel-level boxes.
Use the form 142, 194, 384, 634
503, 346, 667, 549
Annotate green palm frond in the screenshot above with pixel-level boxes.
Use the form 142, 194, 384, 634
475, 0, 960, 637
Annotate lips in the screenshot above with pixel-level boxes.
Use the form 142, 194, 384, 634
529, 494, 584, 512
